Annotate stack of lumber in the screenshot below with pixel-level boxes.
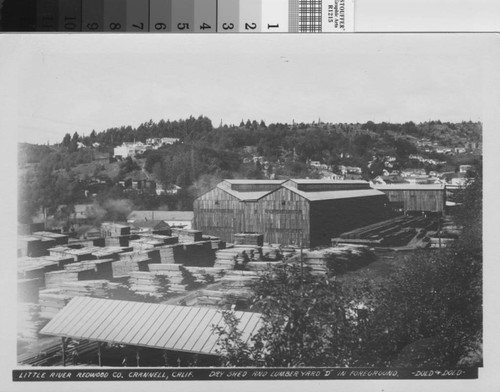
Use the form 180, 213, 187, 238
91, 246, 131, 260
183, 266, 225, 284
18, 259, 60, 284
261, 244, 282, 261
301, 245, 376, 276
129, 237, 167, 250
280, 245, 298, 260
148, 264, 186, 284
18, 236, 48, 258
48, 246, 100, 262
17, 303, 46, 340
119, 249, 160, 263
32, 231, 69, 246
104, 235, 130, 247
63, 259, 114, 280
113, 252, 153, 277
18, 278, 42, 303
202, 235, 225, 250
68, 237, 105, 247
429, 237, 456, 248
157, 245, 176, 263
196, 270, 259, 308
101, 222, 131, 237
337, 216, 437, 247
233, 233, 264, 247
245, 261, 276, 272
38, 289, 71, 319
128, 271, 178, 297
171, 228, 203, 243
214, 247, 262, 270
58, 280, 119, 297
173, 241, 216, 267
44, 268, 96, 289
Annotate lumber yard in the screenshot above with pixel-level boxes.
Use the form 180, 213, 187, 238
17, 180, 459, 367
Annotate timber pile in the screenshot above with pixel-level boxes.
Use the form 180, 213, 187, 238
245, 261, 276, 272
58, 280, 119, 297
91, 246, 131, 260
234, 233, 264, 247
63, 259, 114, 280
157, 245, 176, 263
44, 268, 96, 289
214, 247, 262, 270
196, 270, 259, 308
173, 241, 215, 267
202, 235, 225, 250
183, 266, 225, 284
32, 231, 69, 246
39, 289, 71, 319
301, 245, 376, 276
128, 271, 177, 297
101, 222, 131, 236
18, 278, 42, 303
103, 235, 130, 247
171, 228, 203, 243
113, 252, 153, 277
18, 236, 49, 258
130, 237, 167, 250
281, 245, 298, 260
337, 216, 437, 247
18, 260, 60, 284
48, 246, 100, 262
18, 303, 46, 340
261, 245, 282, 261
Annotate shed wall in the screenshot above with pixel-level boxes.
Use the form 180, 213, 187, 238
309, 195, 389, 247
380, 189, 445, 212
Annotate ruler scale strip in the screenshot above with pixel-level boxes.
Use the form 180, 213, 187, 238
1, 0, 354, 32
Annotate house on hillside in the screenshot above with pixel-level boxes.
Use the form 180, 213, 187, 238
194, 179, 389, 247
71, 204, 98, 223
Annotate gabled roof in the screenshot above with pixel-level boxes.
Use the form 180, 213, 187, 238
216, 180, 284, 201
40, 297, 262, 356
282, 185, 386, 201
127, 211, 194, 222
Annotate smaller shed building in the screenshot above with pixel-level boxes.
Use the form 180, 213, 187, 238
371, 184, 446, 214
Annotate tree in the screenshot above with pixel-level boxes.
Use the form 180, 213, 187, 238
214, 262, 376, 367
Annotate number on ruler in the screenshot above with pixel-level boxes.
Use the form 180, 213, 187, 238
109, 23, 122, 30
177, 22, 190, 30
245, 22, 257, 30
64, 17, 77, 30
87, 22, 99, 30
267, 24, 279, 29
155, 23, 167, 30
200, 23, 211, 30
222, 23, 234, 30
133, 23, 144, 30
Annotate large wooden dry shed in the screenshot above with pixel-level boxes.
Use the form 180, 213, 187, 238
371, 184, 446, 214
194, 179, 389, 248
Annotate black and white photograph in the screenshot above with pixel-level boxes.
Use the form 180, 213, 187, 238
2, 30, 500, 391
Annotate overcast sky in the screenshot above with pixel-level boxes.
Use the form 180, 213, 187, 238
1, 33, 495, 145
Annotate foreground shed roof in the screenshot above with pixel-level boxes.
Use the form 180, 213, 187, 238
40, 297, 262, 356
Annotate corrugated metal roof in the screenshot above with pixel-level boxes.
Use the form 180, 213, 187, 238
40, 297, 262, 356
372, 184, 445, 190
283, 185, 386, 201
